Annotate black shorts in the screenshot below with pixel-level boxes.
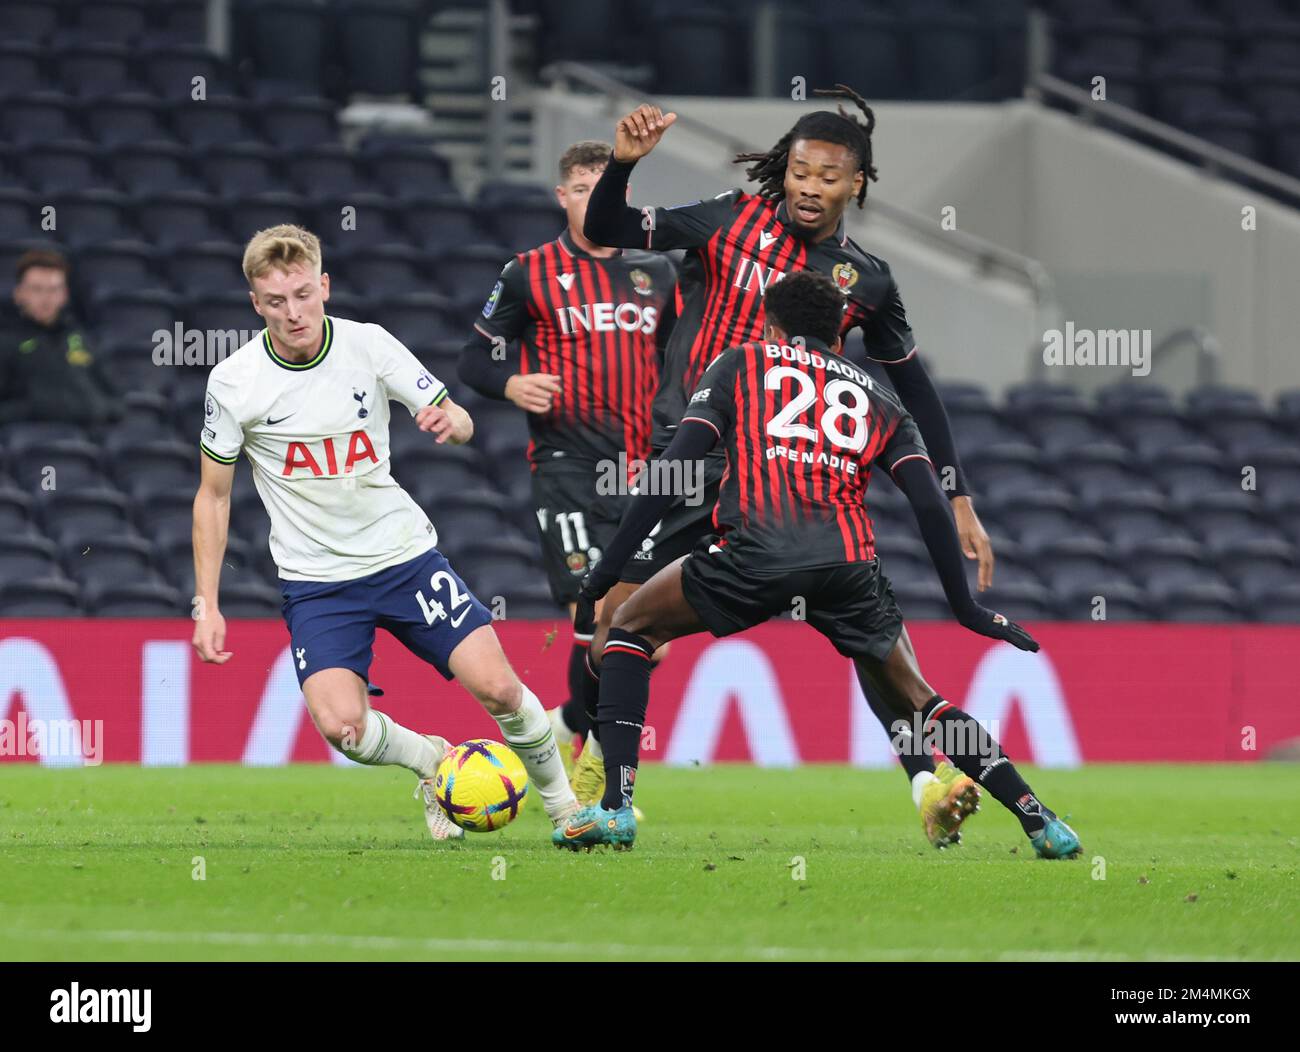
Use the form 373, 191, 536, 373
531, 463, 629, 605
618, 454, 726, 585
679, 539, 905, 662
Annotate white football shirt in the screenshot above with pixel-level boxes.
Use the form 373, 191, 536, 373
201, 316, 447, 582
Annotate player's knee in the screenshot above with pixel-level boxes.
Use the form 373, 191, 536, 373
470, 670, 522, 716
315, 705, 368, 750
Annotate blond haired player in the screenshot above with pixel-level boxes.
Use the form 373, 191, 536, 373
191, 225, 577, 840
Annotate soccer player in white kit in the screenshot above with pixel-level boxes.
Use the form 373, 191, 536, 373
191, 225, 578, 840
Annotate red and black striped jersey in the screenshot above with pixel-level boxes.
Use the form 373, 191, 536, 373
640, 190, 915, 451
682, 338, 930, 567
473, 230, 676, 471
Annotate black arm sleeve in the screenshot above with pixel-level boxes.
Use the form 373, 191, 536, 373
883, 354, 971, 498
893, 457, 976, 618
591, 418, 720, 587
456, 331, 511, 401
583, 154, 648, 248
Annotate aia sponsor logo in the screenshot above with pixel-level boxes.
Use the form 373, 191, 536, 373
281, 431, 379, 476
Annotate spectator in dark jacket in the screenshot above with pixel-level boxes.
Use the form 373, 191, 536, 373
0, 248, 118, 426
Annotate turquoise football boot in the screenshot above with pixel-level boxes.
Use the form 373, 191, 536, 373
552, 803, 637, 851
1031, 817, 1081, 859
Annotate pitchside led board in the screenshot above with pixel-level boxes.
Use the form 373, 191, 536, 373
0, 619, 1294, 767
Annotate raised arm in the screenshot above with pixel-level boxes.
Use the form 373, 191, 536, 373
891, 457, 1036, 652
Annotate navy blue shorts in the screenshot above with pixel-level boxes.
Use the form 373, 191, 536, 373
280, 547, 494, 689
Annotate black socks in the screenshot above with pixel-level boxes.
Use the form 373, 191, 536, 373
597, 627, 654, 811
560, 640, 593, 737
919, 695, 1056, 836
856, 667, 937, 782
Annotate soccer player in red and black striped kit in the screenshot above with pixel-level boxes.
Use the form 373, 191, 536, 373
573, 88, 998, 844
553, 271, 1080, 858
457, 141, 677, 762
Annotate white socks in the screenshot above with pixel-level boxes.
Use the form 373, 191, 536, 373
345, 709, 440, 779
493, 685, 577, 821
911, 770, 939, 810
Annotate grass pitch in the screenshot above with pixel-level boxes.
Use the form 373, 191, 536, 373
0, 763, 1295, 962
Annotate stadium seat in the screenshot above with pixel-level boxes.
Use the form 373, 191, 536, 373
459, 535, 546, 601
38, 488, 132, 544
169, 95, 261, 149
1153, 580, 1241, 622
139, 42, 235, 99
183, 290, 262, 340
0, 577, 82, 616
0, 486, 35, 535
199, 143, 288, 199
221, 191, 313, 245
1057, 578, 1153, 621
337, 0, 420, 98
48, 188, 139, 246
976, 580, 1058, 622
1026, 535, 1122, 595
106, 435, 194, 498
258, 97, 338, 149
344, 244, 430, 297
0, 41, 47, 93
54, 42, 139, 97
0, 1, 61, 43
397, 194, 489, 252
91, 287, 180, 345
287, 145, 371, 198
107, 141, 200, 195
60, 533, 154, 589
70, 1, 150, 44
1247, 582, 1300, 622
488, 203, 566, 256
165, 240, 245, 296
74, 240, 161, 299
652, 11, 739, 95
83, 578, 183, 617
9, 437, 103, 491
21, 141, 101, 194
310, 192, 402, 248
0, 535, 61, 582
360, 142, 455, 200
211, 579, 283, 618
1117, 534, 1207, 594
134, 190, 228, 248
1, 91, 83, 147
427, 490, 513, 547
432, 247, 515, 311
1084, 490, 1181, 545
241, 0, 330, 96
823, 6, 912, 99
0, 188, 40, 239
374, 291, 459, 349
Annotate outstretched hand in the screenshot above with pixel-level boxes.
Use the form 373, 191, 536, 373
958, 604, 1039, 652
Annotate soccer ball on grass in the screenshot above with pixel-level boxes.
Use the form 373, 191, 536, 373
433, 739, 529, 832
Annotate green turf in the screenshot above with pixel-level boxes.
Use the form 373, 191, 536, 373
0, 763, 1295, 961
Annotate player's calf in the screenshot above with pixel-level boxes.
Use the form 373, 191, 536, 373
449, 625, 578, 826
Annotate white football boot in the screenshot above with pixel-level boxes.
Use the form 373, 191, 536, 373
415, 735, 463, 841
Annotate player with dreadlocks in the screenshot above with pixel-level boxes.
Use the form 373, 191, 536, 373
576, 87, 997, 850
